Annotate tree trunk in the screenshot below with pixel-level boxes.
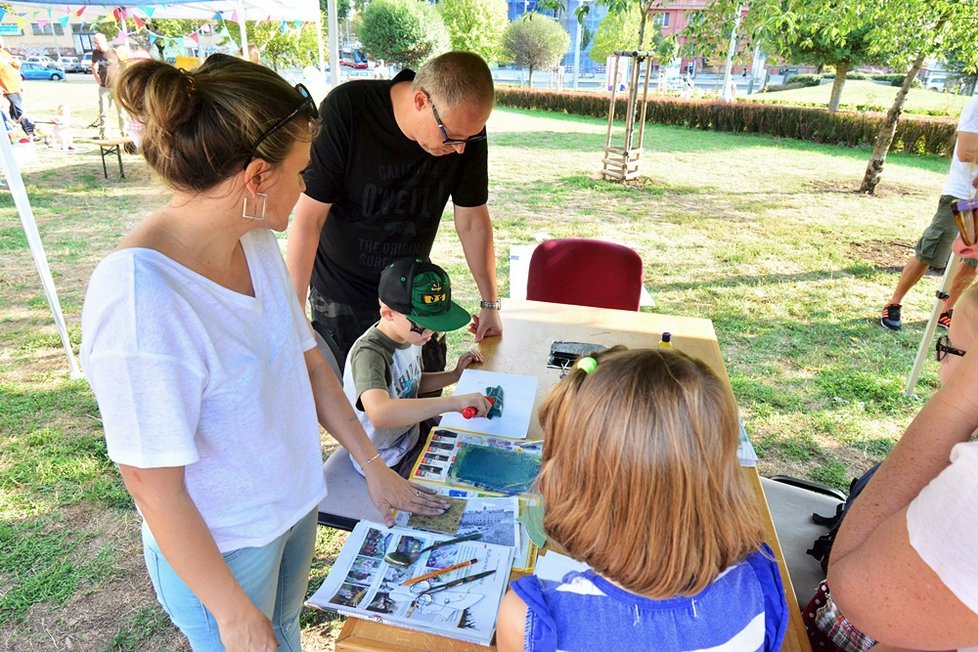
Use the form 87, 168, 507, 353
528, 66, 534, 88
828, 61, 848, 113
858, 51, 926, 194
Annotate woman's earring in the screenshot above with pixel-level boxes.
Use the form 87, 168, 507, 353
242, 192, 267, 221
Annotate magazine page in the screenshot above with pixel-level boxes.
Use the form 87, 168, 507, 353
307, 521, 515, 646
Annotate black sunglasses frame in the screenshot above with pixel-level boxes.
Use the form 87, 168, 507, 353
243, 83, 318, 169
426, 92, 487, 146
407, 318, 431, 336
936, 334, 967, 362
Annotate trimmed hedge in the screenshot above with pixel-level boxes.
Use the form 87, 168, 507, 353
495, 86, 957, 156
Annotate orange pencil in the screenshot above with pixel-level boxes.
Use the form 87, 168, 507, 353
402, 558, 479, 587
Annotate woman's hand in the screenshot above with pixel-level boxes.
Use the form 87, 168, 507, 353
363, 463, 449, 526
217, 603, 277, 652
468, 311, 503, 342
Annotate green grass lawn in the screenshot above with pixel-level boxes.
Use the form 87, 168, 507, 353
748, 78, 972, 116
0, 78, 958, 649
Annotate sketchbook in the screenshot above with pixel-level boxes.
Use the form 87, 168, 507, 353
306, 520, 514, 646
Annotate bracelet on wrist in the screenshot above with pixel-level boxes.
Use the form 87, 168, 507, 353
364, 452, 382, 466
480, 299, 501, 310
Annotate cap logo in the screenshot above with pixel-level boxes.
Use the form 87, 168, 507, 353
422, 293, 447, 304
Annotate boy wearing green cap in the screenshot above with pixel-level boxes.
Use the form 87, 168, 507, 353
343, 257, 491, 476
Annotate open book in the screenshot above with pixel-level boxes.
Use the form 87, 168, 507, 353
307, 521, 514, 646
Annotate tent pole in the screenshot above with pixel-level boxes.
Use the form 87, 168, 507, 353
904, 255, 960, 397
316, 8, 325, 76
327, 0, 339, 87
237, 0, 248, 58
0, 137, 82, 378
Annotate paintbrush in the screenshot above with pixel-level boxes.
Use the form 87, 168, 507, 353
402, 558, 479, 587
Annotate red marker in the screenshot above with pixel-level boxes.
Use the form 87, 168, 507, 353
461, 397, 494, 419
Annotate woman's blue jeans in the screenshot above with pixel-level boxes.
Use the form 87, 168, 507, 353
142, 508, 318, 651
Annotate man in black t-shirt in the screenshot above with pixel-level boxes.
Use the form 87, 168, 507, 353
286, 51, 502, 370
90, 33, 124, 139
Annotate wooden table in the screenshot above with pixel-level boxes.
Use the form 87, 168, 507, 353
93, 137, 134, 179
332, 298, 811, 652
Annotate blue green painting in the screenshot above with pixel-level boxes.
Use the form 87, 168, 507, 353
448, 443, 541, 495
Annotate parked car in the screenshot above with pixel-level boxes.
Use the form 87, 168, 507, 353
20, 61, 64, 81
58, 56, 82, 73
81, 52, 93, 73
926, 75, 947, 92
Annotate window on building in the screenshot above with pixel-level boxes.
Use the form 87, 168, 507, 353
653, 12, 671, 27
31, 22, 65, 36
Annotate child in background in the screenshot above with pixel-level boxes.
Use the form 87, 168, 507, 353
343, 257, 491, 477
52, 104, 74, 151
497, 347, 788, 652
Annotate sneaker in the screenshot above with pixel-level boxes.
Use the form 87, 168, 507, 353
881, 303, 902, 330
938, 309, 953, 330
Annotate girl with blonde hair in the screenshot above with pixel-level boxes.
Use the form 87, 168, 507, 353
497, 347, 788, 651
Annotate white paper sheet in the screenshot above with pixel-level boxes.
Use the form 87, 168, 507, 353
440, 369, 538, 439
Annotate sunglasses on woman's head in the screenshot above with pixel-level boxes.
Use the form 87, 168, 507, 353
243, 83, 318, 169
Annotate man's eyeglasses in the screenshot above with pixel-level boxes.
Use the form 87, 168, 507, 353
936, 334, 966, 362
426, 92, 487, 146
243, 83, 318, 169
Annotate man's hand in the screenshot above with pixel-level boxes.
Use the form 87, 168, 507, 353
468, 310, 502, 342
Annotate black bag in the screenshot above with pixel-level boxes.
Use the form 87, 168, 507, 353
806, 463, 880, 574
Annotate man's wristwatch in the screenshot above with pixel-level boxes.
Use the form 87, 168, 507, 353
480, 299, 502, 310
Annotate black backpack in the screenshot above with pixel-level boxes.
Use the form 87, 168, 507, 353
806, 463, 880, 574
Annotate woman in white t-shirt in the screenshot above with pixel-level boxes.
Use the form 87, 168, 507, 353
829, 237, 978, 650
79, 54, 449, 651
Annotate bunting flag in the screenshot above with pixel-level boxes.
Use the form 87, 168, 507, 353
230, 10, 238, 21
0, 9, 6, 22
57, 15, 70, 28
36, 18, 49, 28
138, 6, 156, 18
213, 12, 221, 20
132, 16, 144, 28
148, 32, 156, 45
74, 7, 85, 18
116, 29, 128, 42
293, 20, 302, 28
278, 20, 287, 32
188, 32, 198, 43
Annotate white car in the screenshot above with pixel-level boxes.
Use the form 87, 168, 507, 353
24, 55, 64, 73
925, 76, 947, 92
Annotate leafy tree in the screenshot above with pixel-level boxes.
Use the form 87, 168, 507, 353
589, 4, 677, 66
438, 0, 508, 65
686, 0, 978, 193
217, 18, 321, 70
359, 0, 450, 68
146, 19, 202, 60
780, 25, 884, 112
503, 13, 570, 87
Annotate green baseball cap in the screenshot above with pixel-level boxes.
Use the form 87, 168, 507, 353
378, 258, 471, 332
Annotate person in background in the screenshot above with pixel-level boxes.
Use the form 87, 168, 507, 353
496, 347, 788, 652
80, 54, 447, 651
0, 37, 36, 140
91, 33, 125, 139
880, 96, 978, 331
286, 51, 502, 372
372, 58, 389, 80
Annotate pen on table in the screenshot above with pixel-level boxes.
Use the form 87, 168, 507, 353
423, 569, 497, 595
402, 558, 479, 587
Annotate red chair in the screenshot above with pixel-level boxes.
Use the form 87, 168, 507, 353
526, 238, 644, 311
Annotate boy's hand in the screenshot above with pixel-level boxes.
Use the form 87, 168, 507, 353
454, 349, 484, 377
455, 392, 491, 417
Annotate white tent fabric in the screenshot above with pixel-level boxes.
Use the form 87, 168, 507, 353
2, 0, 332, 375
